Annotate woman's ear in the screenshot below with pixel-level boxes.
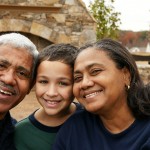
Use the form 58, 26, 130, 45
122, 67, 131, 86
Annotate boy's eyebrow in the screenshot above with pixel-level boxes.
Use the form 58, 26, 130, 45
38, 75, 72, 80
59, 77, 72, 81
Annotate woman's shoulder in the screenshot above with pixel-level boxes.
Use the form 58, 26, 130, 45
65, 108, 96, 125
73, 101, 84, 111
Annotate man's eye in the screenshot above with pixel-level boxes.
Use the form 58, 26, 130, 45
0, 63, 6, 70
17, 71, 30, 79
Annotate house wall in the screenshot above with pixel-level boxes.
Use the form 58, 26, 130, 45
0, 0, 96, 51
138, 65, 150, 84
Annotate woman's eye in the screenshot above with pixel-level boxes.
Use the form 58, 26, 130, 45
91, 69, 101, 75
74, 76, 82, 83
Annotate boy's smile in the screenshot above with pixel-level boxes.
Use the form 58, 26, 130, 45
36, 60, 74, 117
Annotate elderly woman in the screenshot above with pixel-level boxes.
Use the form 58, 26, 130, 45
52, 39, 150, 150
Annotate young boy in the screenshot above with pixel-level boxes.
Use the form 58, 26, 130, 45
14, 43, 82, 150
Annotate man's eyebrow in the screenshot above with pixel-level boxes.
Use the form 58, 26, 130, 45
17, 66, 30, 73
0, 59, 10, 65
0, 59, 31, 73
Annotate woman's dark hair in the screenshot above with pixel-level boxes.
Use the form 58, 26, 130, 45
78, 38, 150, 119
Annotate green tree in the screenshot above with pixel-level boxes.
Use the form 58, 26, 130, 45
89, 0, 121, 40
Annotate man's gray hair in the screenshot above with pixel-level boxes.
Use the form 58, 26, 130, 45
0, 32, 39, 86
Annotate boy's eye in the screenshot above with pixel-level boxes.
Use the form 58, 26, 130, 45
38, 80, 48, 84
58, 82, 68, 86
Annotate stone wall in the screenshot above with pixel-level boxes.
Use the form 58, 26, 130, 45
0, 0, 96, 50
138, 65, 150, 84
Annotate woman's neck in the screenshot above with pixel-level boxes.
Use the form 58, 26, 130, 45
100, 103, 135, 134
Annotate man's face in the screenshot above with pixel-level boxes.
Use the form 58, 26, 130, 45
0, 45, 33, 119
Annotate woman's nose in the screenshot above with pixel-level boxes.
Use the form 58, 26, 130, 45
80, 75, 94, 90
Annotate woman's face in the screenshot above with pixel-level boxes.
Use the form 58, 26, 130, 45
73, 48, 130, 115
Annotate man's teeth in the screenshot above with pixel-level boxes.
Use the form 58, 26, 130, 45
85, 92, 100, 98
0, 89, 13, 95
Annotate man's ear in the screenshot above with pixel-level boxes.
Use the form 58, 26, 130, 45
27, 79, 36, 94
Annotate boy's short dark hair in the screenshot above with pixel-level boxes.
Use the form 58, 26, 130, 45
38, 43, 79, 68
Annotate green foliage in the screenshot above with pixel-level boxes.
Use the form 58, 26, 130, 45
118, 30, 148, 48
139, 31, 148, 41
89, 0, 121, 40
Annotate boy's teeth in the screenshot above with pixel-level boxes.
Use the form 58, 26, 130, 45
47, 101, 58, 104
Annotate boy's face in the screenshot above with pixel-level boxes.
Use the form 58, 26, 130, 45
35, 60, 74, 117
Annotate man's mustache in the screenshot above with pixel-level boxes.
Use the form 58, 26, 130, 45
0, 81, 16, 95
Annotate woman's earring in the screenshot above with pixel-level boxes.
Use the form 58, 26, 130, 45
125, 84, 130, 91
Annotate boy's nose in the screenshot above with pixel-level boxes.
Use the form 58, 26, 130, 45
46, 84, 58, 97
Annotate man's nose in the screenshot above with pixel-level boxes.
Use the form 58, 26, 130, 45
0, 69, 16, 85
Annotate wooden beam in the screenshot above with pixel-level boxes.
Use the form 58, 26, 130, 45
0, 4, 61, 13
132, 54, 150, 61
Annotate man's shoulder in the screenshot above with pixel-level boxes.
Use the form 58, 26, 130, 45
15, 116, 30, 129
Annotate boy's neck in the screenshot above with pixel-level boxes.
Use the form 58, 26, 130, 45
34, 103, 76, 127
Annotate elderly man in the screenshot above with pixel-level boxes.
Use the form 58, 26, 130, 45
0, 32, 39, 149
